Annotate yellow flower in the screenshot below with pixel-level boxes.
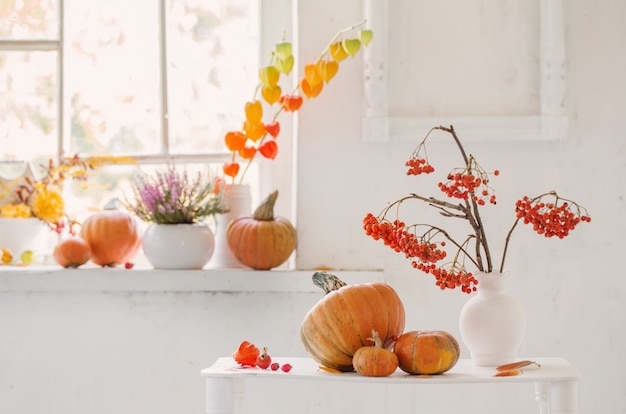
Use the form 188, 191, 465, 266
0, 203, 33, 218
31, 188, 65, 223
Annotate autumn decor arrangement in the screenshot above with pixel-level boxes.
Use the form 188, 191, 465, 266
211, 20, 371, 269
227, 190, 296, 270
362, 125, 592, 366
0, 155, 132, 265
124, 165, 227, 269
300, 271, 406, 372
221, 20, 372, 184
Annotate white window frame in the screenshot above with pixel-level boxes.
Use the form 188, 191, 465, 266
0, 0, 297, 228
362, 0, 567, 143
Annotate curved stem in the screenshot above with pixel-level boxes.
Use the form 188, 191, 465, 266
500, 217, 520, 272
437, 125, 492, 272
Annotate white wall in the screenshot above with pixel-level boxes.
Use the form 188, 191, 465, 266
295, 0, 625, 412
1, 1, 625, 413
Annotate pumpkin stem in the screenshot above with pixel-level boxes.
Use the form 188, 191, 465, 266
253, 190, 279, 221
368, 330, 383, 348
103, 198, 120, 210
312, 271, 348, 294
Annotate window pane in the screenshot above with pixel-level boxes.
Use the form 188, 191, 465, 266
64, 0, 161, 156
0, 0, 58, 40
166, 0, 259, 154
0, 51, 58, 160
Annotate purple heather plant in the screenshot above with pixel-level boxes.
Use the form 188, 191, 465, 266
125, 165, 227, 224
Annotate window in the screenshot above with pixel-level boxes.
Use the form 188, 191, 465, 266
1, 0, 293, 217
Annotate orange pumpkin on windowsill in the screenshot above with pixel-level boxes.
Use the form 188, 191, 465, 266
226, 190, 296, 270
80, 203, 141, 267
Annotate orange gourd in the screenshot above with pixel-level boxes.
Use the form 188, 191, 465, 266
53, 236, 92, 268
353, 330, 399, 377
300, 271, 405, 372
80, 207, 141, 267
393, 330, 460, 375
227, 190, 296, 270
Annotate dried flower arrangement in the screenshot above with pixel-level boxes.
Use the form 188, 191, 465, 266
124, 165, 227, 225
0, 155, 132, 232
363, 125, 591, 293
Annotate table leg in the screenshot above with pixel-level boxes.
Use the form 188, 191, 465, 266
535, 381, 550, 414
206, 377, 246, 414
550, 380, 578, 414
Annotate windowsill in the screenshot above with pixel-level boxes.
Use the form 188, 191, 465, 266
0, 265, 384, 293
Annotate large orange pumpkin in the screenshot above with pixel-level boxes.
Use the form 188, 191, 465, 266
393, 330, 460, 375
80, 208, 141, 267
300, 271, 405, 372
227, 190, 296, 270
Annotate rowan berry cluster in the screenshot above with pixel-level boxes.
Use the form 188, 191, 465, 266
515, 194, 591, 239
363, 213, 446, 263
406, 158, 435, 175
362, 125, 591, 294
437, 165, 499, 206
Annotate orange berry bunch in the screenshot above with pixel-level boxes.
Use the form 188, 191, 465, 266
222, 21, 372, 183
427, 267, 478, 294
515, 193, 591, 239
362, 125, 591, 293
437, 162, 499, 206
363, 213, 447, 263
405, 158, 434, 175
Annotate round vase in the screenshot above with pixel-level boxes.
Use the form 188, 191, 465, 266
459, 271, 526, 367
208, 184, 252, 269
0, 217, 49, 258
142, 223, 215, 270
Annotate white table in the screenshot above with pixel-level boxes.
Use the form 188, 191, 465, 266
201, 357, 581, 414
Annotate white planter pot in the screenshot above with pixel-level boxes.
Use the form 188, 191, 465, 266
208, 184, 252, 269
459, 271, 526, 366
142, 223, 215, 270
0, 218, 49, 258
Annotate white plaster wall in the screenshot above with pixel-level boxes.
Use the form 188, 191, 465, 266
295, 0, 626, 412
1, 1, 625, 413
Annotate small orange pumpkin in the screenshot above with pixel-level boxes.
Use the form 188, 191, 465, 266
226, 190, 296, 270
80, 207, 141, 267
353, 330, 399, 377
393, 330, 460, 375
300, 271, 405, 372
53, 236, 92, 268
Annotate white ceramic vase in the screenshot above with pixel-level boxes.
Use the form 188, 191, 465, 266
208, 184, 252, 269
142, 223, 215, 269
0, 217, 49, 258
459, 271, 526, 366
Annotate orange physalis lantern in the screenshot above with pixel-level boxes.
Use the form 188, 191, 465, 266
244, 100, 263, 124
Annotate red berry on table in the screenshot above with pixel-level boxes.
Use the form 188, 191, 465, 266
281, 363, 292, 372
256, 347, 272, 369
270, 362, 280, 371
124, 262, 134, 269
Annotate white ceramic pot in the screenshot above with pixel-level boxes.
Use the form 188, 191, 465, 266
142, 223, 215, 270
208, 184, 252, 269
0, 217, 49, 258
459, 271, 526, 366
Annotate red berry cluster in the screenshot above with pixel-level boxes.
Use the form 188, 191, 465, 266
433, 267, 477, 293
438, 170, 498, 206
406, 158, 435, 175
232, 340, 293, 372
363, 213, 446, 263
515, 195, 591, 239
